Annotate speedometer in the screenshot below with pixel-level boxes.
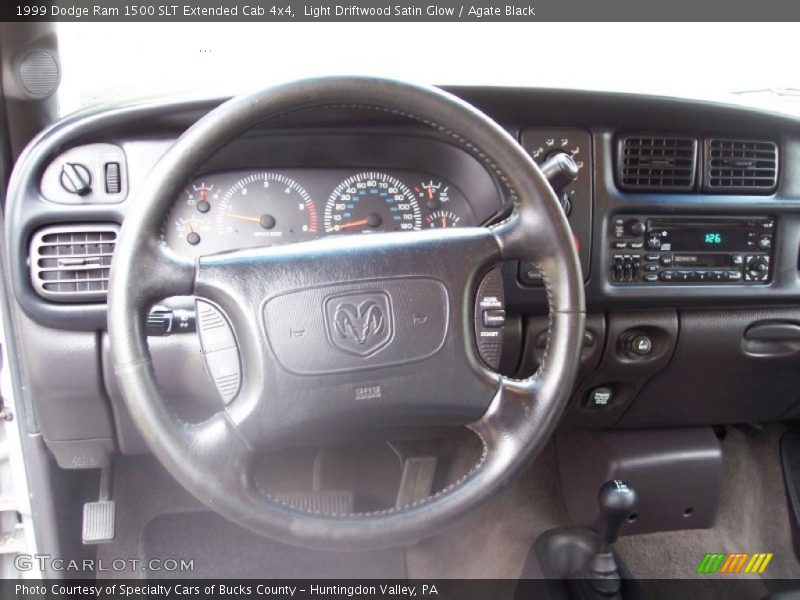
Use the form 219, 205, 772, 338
324, 172, 421, 234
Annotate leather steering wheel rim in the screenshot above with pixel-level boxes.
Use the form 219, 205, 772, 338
108, 77, 585, 550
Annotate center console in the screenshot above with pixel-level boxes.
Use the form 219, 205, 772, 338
609, 216, 775, 285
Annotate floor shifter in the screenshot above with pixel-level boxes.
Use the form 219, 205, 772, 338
580, 480, 638, 599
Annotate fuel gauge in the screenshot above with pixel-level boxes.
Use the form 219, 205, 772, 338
425, 210, 462, 229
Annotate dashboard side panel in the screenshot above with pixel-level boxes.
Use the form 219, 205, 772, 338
617, 308, 800, 427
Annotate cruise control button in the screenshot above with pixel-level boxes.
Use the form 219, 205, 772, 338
519, 262, 543, 286
482, 309, 506, 328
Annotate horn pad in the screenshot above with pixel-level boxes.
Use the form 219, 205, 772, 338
262, 277, 449, 375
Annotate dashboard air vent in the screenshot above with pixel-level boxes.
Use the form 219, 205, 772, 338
705, 139, 778, 193
29, 224, 118, 302
617, 135, 698, 191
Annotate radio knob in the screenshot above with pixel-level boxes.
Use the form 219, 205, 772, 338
627, 220, 646, 236
647, 237, 661, 250
745, 256, 769, 281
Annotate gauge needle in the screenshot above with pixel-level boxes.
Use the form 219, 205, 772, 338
337, 218, 370, 230
225, 213, 262, 224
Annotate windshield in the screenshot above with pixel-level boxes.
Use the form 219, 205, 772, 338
57, 22, 800, 116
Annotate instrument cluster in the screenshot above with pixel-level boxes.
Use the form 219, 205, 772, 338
165, 168, 476, 256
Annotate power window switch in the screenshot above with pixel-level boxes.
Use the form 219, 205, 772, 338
482, 309, 506, 328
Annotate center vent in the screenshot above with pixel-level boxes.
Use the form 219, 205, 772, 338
29, 224, 118, 302
617, 135, 698, 191
705, 139, 778, 193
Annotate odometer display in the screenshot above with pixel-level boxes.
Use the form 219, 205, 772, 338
324, 172, 421, 234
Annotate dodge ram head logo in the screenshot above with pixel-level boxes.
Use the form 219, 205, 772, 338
324, 291, 394, 357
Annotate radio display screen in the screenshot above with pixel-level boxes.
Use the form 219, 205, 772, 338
657, 227, 752, 252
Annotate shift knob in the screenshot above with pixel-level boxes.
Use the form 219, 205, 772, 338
597, 480, 638, 548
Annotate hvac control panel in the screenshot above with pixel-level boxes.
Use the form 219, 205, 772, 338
609, 216, 774, 285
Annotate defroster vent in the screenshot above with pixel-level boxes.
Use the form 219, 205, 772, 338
705, 139, 778, 193
617, 135, 698, 191
29, 224, 118, 302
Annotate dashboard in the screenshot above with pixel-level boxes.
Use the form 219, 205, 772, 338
7, 86, 800, 468
165, 168, 476, 256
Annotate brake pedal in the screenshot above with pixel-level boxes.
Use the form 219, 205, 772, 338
82, 466, 115, 544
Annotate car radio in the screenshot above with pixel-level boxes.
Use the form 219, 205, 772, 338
609, 216, 774, 284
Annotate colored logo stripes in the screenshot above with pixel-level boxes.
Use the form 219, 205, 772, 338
697, 552, 773, 574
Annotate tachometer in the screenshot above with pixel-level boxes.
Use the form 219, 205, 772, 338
216, 172, 318, 248
324, 172, 421, 234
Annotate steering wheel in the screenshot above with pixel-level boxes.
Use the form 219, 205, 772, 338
108, 77, 585, 550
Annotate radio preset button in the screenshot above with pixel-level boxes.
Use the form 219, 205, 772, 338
659, 271, 676, 282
